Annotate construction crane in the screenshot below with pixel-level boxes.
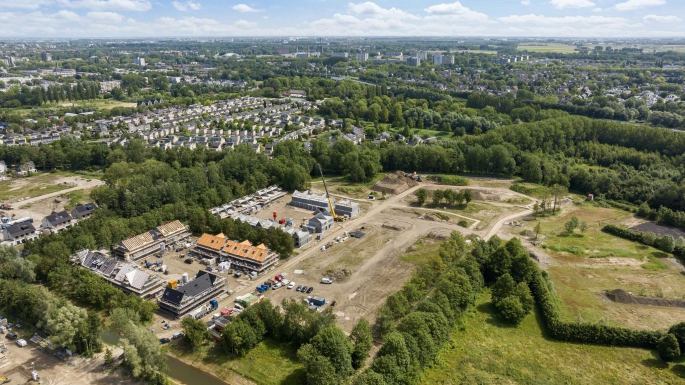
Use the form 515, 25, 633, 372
317, 164, 345, 222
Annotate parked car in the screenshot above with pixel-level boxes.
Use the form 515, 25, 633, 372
287, 282, 296, 289
306, 287, 314, 294
234, 272, 243, 278
321, 278, 333, 284
6, 332, 17, 340
16, 339, 26, 347
118, 353, 125, 360
296, 285, 302, 292
159, 338, 171, 344
172, 332, 184, 339
282, 279, 290, 285
184, 258, 193, 264
176, 248, 183, 252
301, 286, 308, 293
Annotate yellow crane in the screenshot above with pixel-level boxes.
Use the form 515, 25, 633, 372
317, 164, 345, 222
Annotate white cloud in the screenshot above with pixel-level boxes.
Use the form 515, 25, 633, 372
521, 0, 531, 5
0, 0, 53, 10
57, 0, 152, 11
87, 10, 124, 21
232, 3, 261, 12
423, 1, 489, 22
550, 0, 595, 9
348, 2, 418, 20
499, 14, 630, 26
593, 7, 602, 11
615, 0, 665, 11
172, 1, 201, 11
643, 14, 680, 22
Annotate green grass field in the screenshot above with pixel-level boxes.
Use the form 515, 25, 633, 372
511, 202, 685, 329
517, 43, 579, 53
168, 339, 305, 385
419, 292, 685, 384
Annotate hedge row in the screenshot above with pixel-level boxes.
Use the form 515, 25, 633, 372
602, 224, 685, 262
602, 224, 644, 243
529, 271, 665, 348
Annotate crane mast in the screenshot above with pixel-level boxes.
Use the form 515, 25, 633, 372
317, 164, 344, 221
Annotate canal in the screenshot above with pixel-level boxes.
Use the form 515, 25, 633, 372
101, 330, 229, 385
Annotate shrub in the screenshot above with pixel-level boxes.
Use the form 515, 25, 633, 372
457, 220, 469, 227
657, 334, 681, 362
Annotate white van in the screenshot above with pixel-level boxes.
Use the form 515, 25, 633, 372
16, 339, 27, 347
172, 332, 184, 339
321, 278, 333, 284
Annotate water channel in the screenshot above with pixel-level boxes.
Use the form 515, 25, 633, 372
100, 330, 229, 385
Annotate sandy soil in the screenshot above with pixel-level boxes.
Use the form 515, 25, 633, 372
7, 177, 104, 223
0, 339, 135, 385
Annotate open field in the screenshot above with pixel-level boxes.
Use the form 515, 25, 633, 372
419, 292, 685, 385
58, 100, 138, 109
0, 175, 105, 223
501, 201, 685, 330
517, 43, 579, 53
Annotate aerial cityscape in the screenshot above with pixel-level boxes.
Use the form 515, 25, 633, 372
0, 0, 684, 384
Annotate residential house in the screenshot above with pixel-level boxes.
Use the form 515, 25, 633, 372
305, 212, 334, 233
41, 210, 74, 233
71, 202, 98, 219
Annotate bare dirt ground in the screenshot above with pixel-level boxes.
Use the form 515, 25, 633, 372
0, 340, 134, 385
4, 176, 104, 223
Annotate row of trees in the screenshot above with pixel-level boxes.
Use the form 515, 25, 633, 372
414, 188, 473, 207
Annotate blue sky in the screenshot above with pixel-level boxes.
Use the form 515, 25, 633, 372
0, 0, 682, 37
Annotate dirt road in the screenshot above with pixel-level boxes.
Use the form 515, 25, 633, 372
11, 177, 104, 222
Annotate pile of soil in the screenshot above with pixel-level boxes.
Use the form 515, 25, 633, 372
420, 214, 439, 222
605, 289, 685, 308
473, 189, 501, 201
371, 171, 418, 195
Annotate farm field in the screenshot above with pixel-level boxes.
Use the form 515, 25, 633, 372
419, 293, 685, 385
517, 43, 579, 53
502, 200, 685, 330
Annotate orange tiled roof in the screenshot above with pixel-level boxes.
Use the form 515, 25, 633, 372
197, 233, 227, 251
222, 239, 271, 263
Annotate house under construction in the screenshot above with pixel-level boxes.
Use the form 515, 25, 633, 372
114, 220, 191, 261
158, 270, 226, 318
71, 249, 167, 298
192, 233, 279, 274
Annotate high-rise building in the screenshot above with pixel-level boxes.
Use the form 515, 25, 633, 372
331, 52, 349, 58
134, 57, 146, 66
433, 53, 455, 65
407, 57, 421, 67
41, 52, 52, 62
356, 53, 368, 62
416, 52, 428, 60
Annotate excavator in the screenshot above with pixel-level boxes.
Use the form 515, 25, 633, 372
317, 164, 345, 222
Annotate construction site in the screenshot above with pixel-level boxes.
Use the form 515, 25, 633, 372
148, 173, 538, 337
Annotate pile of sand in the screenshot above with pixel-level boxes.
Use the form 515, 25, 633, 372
371, 171, 418, 195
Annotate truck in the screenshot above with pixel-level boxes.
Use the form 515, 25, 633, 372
309, 297, 326, 307
235, 294, 259, 308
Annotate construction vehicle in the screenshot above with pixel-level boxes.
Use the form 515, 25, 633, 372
316, 164, 345, 222
0, 376, 10, 384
